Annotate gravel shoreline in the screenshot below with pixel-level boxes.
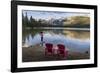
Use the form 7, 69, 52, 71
22, 44, 90, 62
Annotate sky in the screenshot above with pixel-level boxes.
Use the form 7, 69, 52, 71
22, 10, 90, 20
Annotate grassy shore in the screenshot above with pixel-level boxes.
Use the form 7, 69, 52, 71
22, 44, 90, 62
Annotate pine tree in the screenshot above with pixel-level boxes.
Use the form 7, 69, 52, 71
25, 12, 29, 27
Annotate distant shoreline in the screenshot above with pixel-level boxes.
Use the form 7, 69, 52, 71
23, 27, 90, 31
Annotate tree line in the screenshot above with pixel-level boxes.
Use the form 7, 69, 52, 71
22, 13, 51, 29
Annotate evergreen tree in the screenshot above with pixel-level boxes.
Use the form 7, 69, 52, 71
25, 12, 29, 27
30, 16, 38, 27
22, 13, 25, 28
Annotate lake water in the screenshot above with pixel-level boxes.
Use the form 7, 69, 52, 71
22, 28, 90, 53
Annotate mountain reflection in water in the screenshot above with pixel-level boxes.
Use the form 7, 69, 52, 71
22, 29, 90, 53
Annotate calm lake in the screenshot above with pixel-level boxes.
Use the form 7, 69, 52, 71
22, 28, 90, 53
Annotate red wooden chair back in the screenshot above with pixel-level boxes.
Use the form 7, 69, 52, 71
57, 44, 68, 58
45, 43, 53, 55
57, 44, 65, 54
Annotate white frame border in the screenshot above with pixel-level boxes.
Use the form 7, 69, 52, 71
17, 5, 94, 68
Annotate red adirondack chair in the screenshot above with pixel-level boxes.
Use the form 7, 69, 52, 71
45, 43, 54, 56
57, 44, 68, 58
